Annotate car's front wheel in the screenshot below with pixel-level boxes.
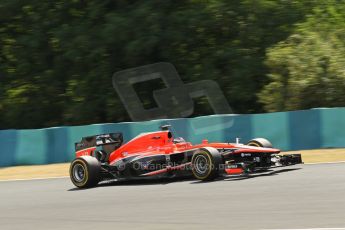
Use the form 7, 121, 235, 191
246, 138, 273, 148
70, 156, 101, 188
191, 147, 223, 181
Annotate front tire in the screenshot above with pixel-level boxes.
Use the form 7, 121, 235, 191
247, 138, 273, 148
191, 147, 223, 181
70, 156, 101, 188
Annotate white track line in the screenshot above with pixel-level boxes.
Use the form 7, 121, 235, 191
305, 161, 345, 165
0, 176, 68, 182
261, 228, 345, 230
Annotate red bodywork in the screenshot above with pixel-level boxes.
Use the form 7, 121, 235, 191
75, 131, 280, 174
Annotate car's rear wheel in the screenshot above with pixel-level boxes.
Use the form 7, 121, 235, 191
191, 147, 223, 181
246, 138, 273, 148
70, 156, 101, 188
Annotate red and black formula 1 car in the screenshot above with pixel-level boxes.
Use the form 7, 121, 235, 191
70, 125, 302, 188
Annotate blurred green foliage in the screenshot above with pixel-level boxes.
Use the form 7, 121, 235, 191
0, 0, 343, 129
260, 2, 345, 111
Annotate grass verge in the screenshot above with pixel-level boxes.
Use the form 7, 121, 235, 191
286, 148, 345, 164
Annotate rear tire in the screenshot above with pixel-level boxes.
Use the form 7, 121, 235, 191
70, 156, 101, 188
247, 138, 273, 148
191, 147, 223, 181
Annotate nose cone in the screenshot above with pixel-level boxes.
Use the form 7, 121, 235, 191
247, 145, 281, 153
233, 144, 281, 154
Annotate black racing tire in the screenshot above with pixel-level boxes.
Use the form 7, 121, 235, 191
70, 156, 101, 188
191, 147, 223, 181
246, 138, 273, 148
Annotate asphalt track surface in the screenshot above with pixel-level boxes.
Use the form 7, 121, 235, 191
1, 163, 345, 230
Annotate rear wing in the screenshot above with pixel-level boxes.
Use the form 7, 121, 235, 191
75, 133, 123, 151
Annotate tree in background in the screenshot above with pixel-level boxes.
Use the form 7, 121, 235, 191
260, 4, 345, 111
0, 0, 339, 129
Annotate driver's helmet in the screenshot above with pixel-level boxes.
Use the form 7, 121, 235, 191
173, 137, 186, 143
